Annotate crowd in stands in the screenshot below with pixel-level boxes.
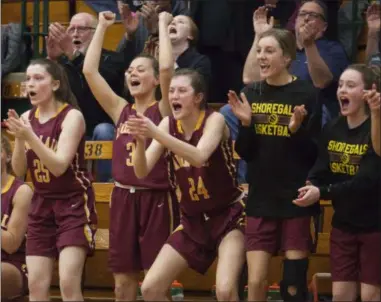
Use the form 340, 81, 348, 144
1, 0, 381, 301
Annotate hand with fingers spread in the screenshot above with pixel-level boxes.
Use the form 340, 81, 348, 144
292, 184, 320, 207
49, 22, 74, 58
253, 6, 274, 34
364, 83, 380, 114
141, 3, 161, 34
126, 112, 156, 142
289, 105, 307, 134
366, 2, 380, 34
45, 34, 63, 61
228, 90, 252, 127
5, 115, 33, 140
119, 3, 140, 36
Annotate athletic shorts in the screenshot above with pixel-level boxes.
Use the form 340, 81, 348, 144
108, 187, 179, 273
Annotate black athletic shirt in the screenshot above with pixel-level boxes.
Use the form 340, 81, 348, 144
236, 77, 321, 218
308, 116, 380, 233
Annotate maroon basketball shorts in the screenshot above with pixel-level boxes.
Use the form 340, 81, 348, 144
167, 200, 246, 275
2, 260, 28, 296
330, 227, 381, 285
108, 186, 179, 273
26, 187, 98, 258
245, 216, 312, 254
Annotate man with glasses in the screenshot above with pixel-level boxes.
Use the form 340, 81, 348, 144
47, 12, 130, 182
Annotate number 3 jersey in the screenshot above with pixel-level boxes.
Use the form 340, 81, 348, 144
168, 109, 243, 216
26, 104, 92, 198
112, 102, 170, 189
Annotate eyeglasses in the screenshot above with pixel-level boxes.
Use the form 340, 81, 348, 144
297, 10, 326, 21
67, 26, 96, 34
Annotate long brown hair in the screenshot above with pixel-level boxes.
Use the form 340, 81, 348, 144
1, 136, 13, 174
28, 58, 79, 109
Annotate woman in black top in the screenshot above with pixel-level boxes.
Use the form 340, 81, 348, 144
229, 28, 320, 302
294, 65, 380, 301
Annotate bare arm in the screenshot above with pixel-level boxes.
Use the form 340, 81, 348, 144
152, 112, 226, 168
133, 119, 168, 179
243, 7, 274, 84
1, 184, 32, 254
305, 43, 333, 89
10, 111, 29, 177
25, 110, 86, 177
158, 13, 174, 117
371, 111, 380, 156
83, 18, 126, 124
243, 36, 261, 84
365, 3, 380, 61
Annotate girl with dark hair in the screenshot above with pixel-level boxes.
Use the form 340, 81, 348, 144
127, 68, 246, 301
294, 64, 381, 302
229, 28, 320, 302
1, 136, 33, 301
83, 11, 177, 301
5, 58, 98, 301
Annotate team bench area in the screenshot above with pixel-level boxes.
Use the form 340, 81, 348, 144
1, 132, 335, 298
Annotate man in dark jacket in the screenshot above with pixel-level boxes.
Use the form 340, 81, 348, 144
47, 12, 130, 181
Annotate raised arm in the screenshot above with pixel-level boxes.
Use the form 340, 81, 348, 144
7, 110, 28, 177
1, 184, 32, 254
82, 11, 127, 124
366, 84, 381, 156
158, 12, 175, 117
243, 7, 274, 84
365, 3, 380, 61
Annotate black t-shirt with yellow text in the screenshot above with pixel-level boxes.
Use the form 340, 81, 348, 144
236, 78, 321, 218
308, 116, 380, 233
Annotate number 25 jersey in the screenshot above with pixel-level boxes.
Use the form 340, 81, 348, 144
26, 104, 92, 198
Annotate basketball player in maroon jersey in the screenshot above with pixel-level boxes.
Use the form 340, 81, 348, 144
127, 69, 246, 301
1, 136, 33, 301
5, 59, 97, 301
83, 11, 178, 300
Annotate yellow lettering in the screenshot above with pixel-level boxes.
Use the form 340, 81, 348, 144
327, 141, 369, 155
255, 124, 290, 137
1, 214, 9, 228
33, 159, 50, 183
330, 162, 358, 176
188, 176, 210, 201
125, 142, 136, 166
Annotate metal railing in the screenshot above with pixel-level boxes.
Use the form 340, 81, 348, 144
19, 0, 75, 69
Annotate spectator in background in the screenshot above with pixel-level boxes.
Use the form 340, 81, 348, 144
116, 0, 188, 59
46, 12, 130, 182
338, 0, 369, 60
189, 0, 262, 103
1, 23, 32, 78
117, 1, 211, 98
366, 2, 381, 66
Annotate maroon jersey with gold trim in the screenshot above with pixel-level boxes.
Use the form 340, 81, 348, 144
1, 176, 26, 263
26, 104, 92, 198
168, 109, 243, 216
112, 102, 169, 189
